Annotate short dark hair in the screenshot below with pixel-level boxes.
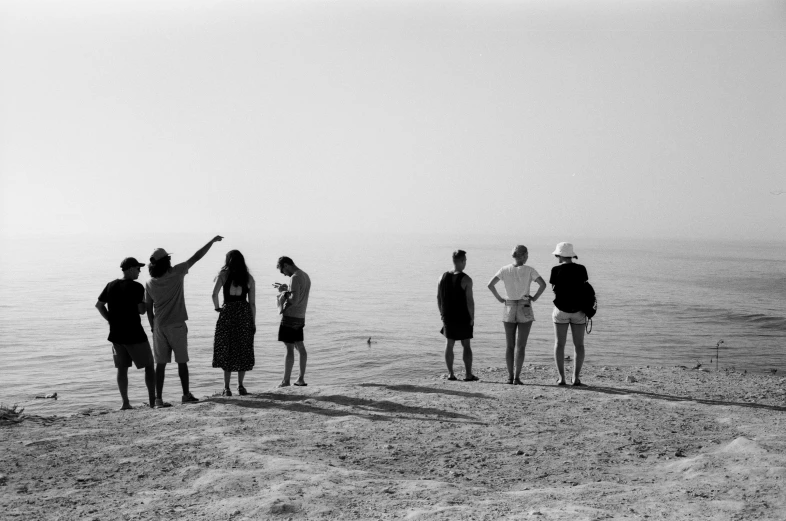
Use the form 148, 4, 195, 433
148, 256, 171, 278
276, 256, 294, 270
452, 249, 467, 261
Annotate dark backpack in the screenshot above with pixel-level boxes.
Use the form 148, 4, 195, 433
582, 282, 597, 333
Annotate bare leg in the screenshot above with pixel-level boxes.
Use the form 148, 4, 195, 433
553, 323, 569, 385
503, 322, 517, 382
117, 366, 131, 409
460, 339, 473, 377
570, 322, 586, 385
513, 322, 532, 381
223, 370, 231, 389
155, 363, 167, 399
177, 362, 190, 395
144, 365, 156, 407
280, 343, 295, 386
238, 371, 246, 387
294, 341, 307, 385
444, 339, 457, 378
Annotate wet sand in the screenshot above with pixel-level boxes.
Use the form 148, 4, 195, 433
2, 364, 785, 520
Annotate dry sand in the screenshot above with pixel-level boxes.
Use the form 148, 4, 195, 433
2, 364, 785, 520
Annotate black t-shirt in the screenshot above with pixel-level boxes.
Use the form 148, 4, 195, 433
549, 263, 589, 313
98, 279, 148, 344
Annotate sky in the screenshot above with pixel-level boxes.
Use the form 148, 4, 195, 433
1, 0, 784, 241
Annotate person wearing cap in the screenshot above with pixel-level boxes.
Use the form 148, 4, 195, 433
437, 249, 478, 381
487, 245, 547, 385
145, 235, 223, 407
549, 242, 589, 386
95, 257, 156, 410
275, 256, 311, 387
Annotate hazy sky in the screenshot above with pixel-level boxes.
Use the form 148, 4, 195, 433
1, 0, 784, 240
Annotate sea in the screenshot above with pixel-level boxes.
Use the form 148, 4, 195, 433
1, 233, 784, 416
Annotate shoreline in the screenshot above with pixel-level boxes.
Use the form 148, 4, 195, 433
2, 365, 785, 520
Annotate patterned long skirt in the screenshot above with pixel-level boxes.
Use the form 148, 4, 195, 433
212, 301, 255, 371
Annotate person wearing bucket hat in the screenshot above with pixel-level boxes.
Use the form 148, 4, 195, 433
487, 245, 547, 385
549, 242, 589, 386
145, 235, 223, 407
95, 257, 156, 410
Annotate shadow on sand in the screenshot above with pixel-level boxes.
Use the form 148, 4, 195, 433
208, 392, 486, 425
358, 383, 491, 399
541, 383, 786, 413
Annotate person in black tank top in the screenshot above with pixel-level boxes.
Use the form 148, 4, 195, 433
549, 242, 588, 387
437, 250, 478, 381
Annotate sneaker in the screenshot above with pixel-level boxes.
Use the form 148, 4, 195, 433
154, 399, 172, 409
237, 386, 248, 396
222, 388, 232, 397
181, 393, 200, 404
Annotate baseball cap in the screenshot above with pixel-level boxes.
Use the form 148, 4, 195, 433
150, 248, 172, 261
120, 257, 145, 270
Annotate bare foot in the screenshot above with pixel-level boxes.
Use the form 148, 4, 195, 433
277, 381, 291, 388
572, 379, 587, 387
513, 378, 523, 385
556, 377, 566, 386
120, 403, 133, 410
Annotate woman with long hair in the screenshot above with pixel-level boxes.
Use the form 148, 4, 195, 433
550, 242, 589, 386
212, 250, 256, 395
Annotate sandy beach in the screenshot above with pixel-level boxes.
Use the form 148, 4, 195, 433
2, 364, 785, 520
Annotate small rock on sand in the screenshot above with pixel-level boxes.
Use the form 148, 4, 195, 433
626, 376, 637, 383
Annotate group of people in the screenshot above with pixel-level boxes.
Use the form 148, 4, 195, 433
95, 236, 311, 409
96, 236, 590, 410
438, 242, 590, 387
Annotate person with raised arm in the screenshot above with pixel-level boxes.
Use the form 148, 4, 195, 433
487, 245, 546, 385
145, 235, 223, 407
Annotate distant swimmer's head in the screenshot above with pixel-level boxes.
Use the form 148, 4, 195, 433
452, 249, 467, 270
552, 242, 578, 262
149, 248, 172, 278
511, 245, 528, 266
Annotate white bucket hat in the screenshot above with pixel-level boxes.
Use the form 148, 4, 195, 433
552, 242, 577, 258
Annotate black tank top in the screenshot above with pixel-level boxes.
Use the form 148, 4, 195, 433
439, 272, 471, 323
222, 275, 249, 303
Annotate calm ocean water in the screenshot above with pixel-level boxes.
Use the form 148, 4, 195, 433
1, 233, 784, 416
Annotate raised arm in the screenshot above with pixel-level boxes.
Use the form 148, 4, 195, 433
186, 235, 224, 269
487, 276, 505, 303
212, 271, 225, 311
531, 276, 547, 302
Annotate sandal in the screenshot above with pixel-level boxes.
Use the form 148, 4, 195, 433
237, 386, 248, 396
222, 388, 232, 397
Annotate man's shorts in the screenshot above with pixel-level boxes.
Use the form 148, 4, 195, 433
552, 307, 587, 325
153, 322, 189, 363
503, 299, 534, 323
278, 316, 305, 343
112, 341, 154, 369
441, 322, 473, 341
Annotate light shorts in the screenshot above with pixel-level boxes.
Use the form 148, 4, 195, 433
153, 322, 189, 363
552, 307, 587, 325
503, 299, 534, 323
112, 341, 154, 369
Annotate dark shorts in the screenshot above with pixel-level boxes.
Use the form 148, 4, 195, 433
278, 316, 305, 343
441, 322, 473, 341
112, 341, 154, 369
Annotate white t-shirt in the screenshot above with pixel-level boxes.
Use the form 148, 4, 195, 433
494, 264, 541, 300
